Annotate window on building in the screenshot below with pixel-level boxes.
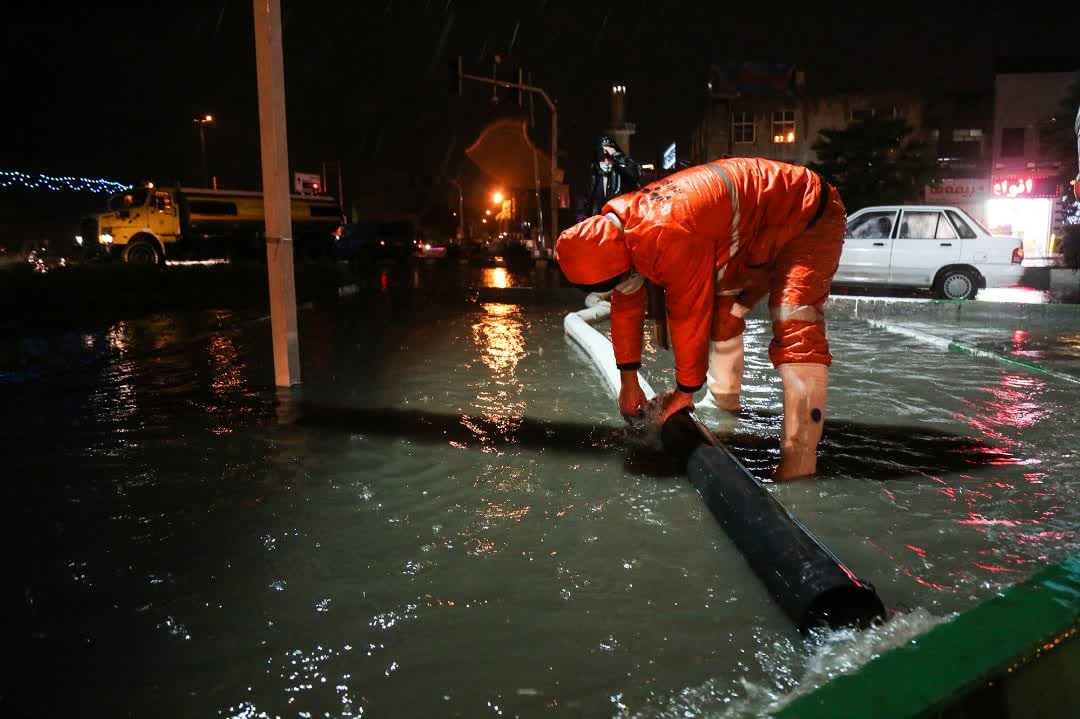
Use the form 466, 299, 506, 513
952, 128, 983, 143
1001, 128, 1026, 158
732, 112, 755, 143
771, 110, 796, 144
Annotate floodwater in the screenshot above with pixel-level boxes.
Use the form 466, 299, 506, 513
3, 266, 1079, 718
890, 318, 1080, 377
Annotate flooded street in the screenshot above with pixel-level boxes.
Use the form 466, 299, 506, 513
3, 267, 1078, 717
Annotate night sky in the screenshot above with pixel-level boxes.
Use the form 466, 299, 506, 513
0, 1, 1072, 206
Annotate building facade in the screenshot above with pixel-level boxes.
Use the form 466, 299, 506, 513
689, 62, 1079, 264
987, 63, 1079, 264
690, 65, 928, 168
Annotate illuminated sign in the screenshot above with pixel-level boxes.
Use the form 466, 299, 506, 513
663, 142, 677, 170
925, 178, 989, 203
294, 171, 322, 195
991, 175, 1059, 199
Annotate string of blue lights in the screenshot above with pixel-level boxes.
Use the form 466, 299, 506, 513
0, 170, 130, 194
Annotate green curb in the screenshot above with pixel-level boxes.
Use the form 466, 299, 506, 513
827, 295, 1080, 323
864, 319, 1080, 386
946, 340, 1080, 385
775, 553, 1080, 719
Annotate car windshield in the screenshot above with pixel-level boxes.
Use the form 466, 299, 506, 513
107, 189, 148, 211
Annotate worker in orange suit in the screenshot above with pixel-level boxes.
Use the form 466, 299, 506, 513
556, 158, 846, 480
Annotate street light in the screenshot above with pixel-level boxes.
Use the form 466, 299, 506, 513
194, 114, 215, 188
491, 190, 504, 204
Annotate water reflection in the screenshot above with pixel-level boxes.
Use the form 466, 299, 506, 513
480, 267, 512, 289
208, 334, 242, 395
471, 303, 525, 378
106, 321, 132, 354
461, 302, 534, 558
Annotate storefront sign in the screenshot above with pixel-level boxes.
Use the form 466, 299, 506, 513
991, 175, 1059, 199
925, 178, 989, 203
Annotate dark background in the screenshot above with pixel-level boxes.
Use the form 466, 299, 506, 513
0, 1, 1072, 204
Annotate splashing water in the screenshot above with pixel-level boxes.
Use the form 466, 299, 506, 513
634, 609, 952, 718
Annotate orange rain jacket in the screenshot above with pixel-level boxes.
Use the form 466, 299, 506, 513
556, 158, 845, 392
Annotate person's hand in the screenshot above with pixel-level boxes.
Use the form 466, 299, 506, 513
659, 389, 695, 422
619, 371, 647, 420
603, 145, 617, 157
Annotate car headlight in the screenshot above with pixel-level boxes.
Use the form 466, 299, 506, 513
99, 233, 113, 244
74, 235, 84, 246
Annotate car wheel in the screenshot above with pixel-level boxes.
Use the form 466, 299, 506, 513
123, 239, 162, 266
934, 268, 978, 300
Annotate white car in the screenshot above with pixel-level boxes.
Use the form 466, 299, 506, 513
836, 205, 1024, 300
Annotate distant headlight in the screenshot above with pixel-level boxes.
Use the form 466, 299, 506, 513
99, 233, 114, 244
74, 235, 84, 246
423, 243, 431, 251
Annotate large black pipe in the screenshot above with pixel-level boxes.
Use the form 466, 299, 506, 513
661, 410, 886, 634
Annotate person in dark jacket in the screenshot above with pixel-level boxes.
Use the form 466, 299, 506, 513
585, 136, 642, 216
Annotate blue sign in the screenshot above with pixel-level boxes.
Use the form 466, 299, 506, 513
663, 142, 677, 170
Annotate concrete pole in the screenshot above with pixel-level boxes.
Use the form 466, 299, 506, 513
253, 0, 301, 387
198, 122, 209, 188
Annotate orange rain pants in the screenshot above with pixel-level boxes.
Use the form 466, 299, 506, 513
555, 158, 846, 393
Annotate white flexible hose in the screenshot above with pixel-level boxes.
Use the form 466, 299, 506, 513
566, 298, 723, 409
564, 303, 657, 401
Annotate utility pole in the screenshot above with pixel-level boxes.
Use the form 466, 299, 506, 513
451, 178, 465, 244
457, 60, 559, 257
194, 114, 214, 188
253, 0, 300, 387
321, 160, 344, 208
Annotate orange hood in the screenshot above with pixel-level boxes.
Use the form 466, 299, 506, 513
555, 215, 631, 285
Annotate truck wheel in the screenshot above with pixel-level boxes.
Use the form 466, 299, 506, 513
933, 268, 978, 300
124, 239, 162, 266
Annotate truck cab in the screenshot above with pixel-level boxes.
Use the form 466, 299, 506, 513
95, 185, 181, 264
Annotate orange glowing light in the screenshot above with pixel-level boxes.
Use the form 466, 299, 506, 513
491, 190, 504, 204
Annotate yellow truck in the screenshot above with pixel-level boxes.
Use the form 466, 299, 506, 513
86, 185, 342, 265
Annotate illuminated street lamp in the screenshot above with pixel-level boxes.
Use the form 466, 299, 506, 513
485, 209, 492, 216
491, 190, 504, 205
194, 114, 215, 188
